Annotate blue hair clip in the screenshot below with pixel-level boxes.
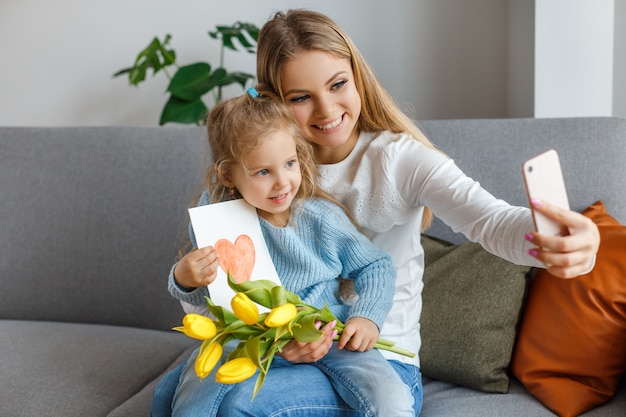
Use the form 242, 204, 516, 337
246, 87, 260, 98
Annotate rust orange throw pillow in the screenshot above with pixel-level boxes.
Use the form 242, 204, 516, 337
511, 201, 626, 417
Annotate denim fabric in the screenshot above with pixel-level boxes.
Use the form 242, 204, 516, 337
151, 361, 183, 417
152, 348, 423, 417
170, 342, 237, 417
311, 346, 414, 416
389, 359, 424, 416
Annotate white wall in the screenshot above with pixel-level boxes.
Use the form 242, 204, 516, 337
0, 0, 514, 126
534, 0, 615, 117
615, 0, 626, 117
0, 0, 624, 126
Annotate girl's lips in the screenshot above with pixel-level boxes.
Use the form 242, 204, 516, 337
270, 193, 288, 204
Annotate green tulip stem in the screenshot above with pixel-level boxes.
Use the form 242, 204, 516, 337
331, 334, 415, 358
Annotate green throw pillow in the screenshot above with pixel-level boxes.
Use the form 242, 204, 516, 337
420, 234, 530, 393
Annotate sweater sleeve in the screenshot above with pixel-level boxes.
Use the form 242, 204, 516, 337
317, 201, 396, 329
167, 189, 212, 305
167, 263, 210, 305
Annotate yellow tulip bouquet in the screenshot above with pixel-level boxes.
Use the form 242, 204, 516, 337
174, 273, 415, 399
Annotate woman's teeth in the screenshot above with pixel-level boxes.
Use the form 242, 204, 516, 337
317, 116, 342, 130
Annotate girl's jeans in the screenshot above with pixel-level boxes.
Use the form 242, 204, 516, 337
152, 344, 423, 417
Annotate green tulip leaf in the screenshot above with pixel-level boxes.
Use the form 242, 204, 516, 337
252, 370, 267, 399
242, 288, 273, 309
227, 274, 278, 292
227, 341, 246, 361
291, 314, 324, 343
245, 334, 272, 370
204, 296, 238, 324
270, 285, 287, 307
317, 304, 342, 326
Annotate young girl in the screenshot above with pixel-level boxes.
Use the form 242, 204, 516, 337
153, 9, 599, 417
167, 86, 414, 417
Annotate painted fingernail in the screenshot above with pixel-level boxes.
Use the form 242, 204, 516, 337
524, 233, 534, 242
315, 321, 322, 330
528, 248, 538, 257
329, 342, 333, 349
530, 198, 542, 207
331, 330, 338, 339
329, 320, 337, 330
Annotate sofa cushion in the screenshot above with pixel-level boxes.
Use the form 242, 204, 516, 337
511, 201, 626, 417
0, 320, 197, 417
420, 235, 530, 393
421, 376, 626, 417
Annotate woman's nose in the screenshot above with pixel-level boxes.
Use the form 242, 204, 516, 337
314, 95, 333, 118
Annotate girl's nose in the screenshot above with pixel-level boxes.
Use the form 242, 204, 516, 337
274, 170, 289, 188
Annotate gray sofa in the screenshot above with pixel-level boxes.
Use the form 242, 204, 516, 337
1, 118, 624, 416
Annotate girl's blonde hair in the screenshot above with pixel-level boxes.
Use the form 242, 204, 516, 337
257, 9, 440, 229
206, 85, 355, 224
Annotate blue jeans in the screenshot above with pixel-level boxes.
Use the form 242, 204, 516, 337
152, 347, 423, 417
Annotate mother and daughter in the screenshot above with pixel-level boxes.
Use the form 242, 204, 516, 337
153, 9, 599, 417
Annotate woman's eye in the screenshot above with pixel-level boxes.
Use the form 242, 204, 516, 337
288, 94, 309, 104
331, 79, 347, 91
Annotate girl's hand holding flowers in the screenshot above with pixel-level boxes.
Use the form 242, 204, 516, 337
173, 273, 415, 399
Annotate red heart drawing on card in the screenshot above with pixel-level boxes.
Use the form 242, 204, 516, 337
214, 234, 256, 283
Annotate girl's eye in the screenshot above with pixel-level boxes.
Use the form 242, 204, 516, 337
331, 79, 348, 91
286, 159, 297, 168
256, 169, 269, 177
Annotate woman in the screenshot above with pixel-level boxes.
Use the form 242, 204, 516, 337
152, 9, 599, 416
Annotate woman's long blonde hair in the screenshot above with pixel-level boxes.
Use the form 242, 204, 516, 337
257, 9, 438, 229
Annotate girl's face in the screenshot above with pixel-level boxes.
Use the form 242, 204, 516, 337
280, 50, 361, 165
228, 127, 302, 227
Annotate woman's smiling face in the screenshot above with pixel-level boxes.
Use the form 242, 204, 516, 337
280, 50, 362, 164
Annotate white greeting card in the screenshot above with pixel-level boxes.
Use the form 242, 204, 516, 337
188, 199, 280, 310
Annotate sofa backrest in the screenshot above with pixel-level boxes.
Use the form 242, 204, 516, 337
1, 118, 624, 329
0, 126, 208, 330
419, 117, 626, 244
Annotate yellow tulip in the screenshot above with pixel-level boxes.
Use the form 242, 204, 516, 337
215, 357, 257, 384
231, 292, 259, 325
195, 342, 223, 379
174, 314, 217, 340
264, 303, 297, 327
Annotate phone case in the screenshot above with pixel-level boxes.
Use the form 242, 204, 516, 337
522, 149, 570, 236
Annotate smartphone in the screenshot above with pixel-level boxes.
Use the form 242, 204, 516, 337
522, 149, 570, 236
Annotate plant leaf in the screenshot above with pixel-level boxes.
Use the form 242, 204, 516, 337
167, 62, 213, 101
224, 71, 255, 88
159, 96, 207, 125
114, 35, 176, 86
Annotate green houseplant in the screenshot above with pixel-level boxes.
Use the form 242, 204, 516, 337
114, 22, 259, 125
